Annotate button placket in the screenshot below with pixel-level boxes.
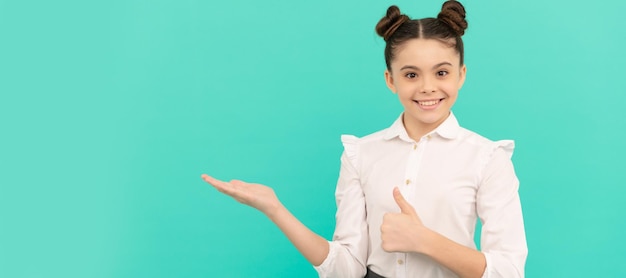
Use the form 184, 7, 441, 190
395, 139, 428, 278
395, 253, 407, 277
402, 139, 427, 203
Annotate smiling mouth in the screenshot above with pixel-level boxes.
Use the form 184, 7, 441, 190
414, 98, 444, 107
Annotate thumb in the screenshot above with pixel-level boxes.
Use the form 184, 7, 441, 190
393, 187, 417, 216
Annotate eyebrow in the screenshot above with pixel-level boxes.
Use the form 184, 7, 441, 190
400, 62, 453, 71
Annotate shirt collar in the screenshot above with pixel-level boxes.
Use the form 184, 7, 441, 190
383, 112, 461, 141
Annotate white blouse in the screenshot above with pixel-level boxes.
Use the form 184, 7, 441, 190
314, 112, 527, 278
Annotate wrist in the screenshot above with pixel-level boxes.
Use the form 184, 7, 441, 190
264, 201, 286, 220
415, 226, 438, 255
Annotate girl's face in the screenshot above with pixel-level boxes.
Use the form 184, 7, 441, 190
384, 38, 466, 138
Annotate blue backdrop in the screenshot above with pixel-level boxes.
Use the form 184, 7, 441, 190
1, 0, 625, 277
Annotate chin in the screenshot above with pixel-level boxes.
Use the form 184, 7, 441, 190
409, 111, 448, 125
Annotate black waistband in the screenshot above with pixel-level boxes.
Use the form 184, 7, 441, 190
365, 267, 385, 278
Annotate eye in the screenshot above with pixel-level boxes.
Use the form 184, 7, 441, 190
437, 70, 449, 77
405, 72, 417, 79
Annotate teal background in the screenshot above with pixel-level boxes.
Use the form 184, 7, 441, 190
1, 0, 625, 277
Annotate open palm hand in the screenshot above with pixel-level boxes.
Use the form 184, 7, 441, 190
201, 174, 282, 216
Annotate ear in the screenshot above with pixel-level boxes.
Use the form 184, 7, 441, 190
384, 69, 397, 93
457, 64, 467, 90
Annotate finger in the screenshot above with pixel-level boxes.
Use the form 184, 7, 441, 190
393, 187, 417, 216
201, 174, 236, 195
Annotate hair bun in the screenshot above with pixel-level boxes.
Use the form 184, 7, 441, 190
437, 0, 467, 36
375, 5, 410, 41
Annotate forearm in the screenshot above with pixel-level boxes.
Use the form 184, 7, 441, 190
421, 229, 486, 278
265, 204, 330, 266
201, 175, 331, 266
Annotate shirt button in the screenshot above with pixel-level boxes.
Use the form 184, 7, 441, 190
397, 259, 404, 265
426, 135, 432, 140
405, 179, 411, 185
413, 144, 417, 150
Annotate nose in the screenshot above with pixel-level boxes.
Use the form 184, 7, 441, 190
421, 76, 436, 93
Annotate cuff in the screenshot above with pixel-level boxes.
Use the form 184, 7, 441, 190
481, 252, 492, 278
313, 241, 338, 277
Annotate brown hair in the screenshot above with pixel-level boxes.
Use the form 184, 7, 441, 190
375, 0, 468, 70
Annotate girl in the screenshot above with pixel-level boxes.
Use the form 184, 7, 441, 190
202, 1, 527, 277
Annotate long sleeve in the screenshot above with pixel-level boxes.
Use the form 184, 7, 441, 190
314, 135, 368, 278
477, 141, 528, 278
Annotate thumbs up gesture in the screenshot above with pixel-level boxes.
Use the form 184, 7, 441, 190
381, 187, 429, 253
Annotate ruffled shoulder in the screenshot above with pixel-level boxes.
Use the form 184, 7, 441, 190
478, 139, 515, 182
340, 135, 360, 167
491, 140, 515, 159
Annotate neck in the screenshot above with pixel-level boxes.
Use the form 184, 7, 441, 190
402, 112, 450, 141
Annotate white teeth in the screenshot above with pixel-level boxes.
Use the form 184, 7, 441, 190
417, 100, 440, 106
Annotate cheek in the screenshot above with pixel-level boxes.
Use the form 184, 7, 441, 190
398, 88, 417, 101
441, 83, 460, 98
396, 92, 416, 107
395, 83, 414, 97
445, 91, 459, 101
